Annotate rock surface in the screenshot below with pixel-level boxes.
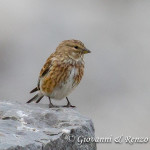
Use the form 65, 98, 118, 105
0, 101, 96, 150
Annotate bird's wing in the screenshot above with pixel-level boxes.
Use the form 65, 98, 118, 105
30, 55, 53, 93
40, 58, 70, 94
39, 56, 53, 78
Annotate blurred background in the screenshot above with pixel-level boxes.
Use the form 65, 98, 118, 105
0, 0, 150, 149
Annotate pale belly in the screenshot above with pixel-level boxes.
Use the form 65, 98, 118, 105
45, 67, 78, 100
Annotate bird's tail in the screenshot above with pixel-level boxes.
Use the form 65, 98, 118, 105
27, 92, 44, 103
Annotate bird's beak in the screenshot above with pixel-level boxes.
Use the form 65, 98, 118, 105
82, 48, 91, 54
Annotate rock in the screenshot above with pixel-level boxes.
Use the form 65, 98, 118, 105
0, 101, 96, 150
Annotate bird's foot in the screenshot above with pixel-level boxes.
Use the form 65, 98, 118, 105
49, 103, 59, 108
62, 102, 76, 108
63, 97, 76, 108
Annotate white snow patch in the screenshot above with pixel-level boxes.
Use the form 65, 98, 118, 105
17, 110, 28, 117
17, 111, 39, 132
62, 128, 71, 134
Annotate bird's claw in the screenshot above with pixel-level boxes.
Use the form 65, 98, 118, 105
62, 103, 76, 108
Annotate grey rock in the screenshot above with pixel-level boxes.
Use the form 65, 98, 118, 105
0, 101, 96, 150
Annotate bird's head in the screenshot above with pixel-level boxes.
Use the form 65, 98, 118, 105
56, 39, 91, 60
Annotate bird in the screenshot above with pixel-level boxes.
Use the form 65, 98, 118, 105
26, 39, 91, 108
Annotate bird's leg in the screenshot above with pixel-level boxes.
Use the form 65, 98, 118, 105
48, 97, 57, 108
63, 97, 76, 107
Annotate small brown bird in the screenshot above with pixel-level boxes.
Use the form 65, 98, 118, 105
27, 39, 91, 108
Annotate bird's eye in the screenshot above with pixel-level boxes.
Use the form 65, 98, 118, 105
74, 46, 78, 49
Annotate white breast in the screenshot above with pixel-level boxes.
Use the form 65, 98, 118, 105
50, 67, 78, 100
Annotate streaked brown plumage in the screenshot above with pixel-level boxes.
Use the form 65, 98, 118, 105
27, 39, 91, 107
